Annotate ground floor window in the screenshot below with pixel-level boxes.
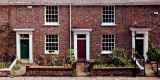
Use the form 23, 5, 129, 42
45, 35, 58, 54
102, 35, 115, 54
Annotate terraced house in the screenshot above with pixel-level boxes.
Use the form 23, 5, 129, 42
0, 0, 160, 64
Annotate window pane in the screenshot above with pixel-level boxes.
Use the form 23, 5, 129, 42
45, 35, 58, 53
45, 6, 58, 23
102, 6, 115, 23
102, 35, 115, 51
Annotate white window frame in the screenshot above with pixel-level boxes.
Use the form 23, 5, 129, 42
101, 6, 116, 26
101, 35, 115, 54
45, 35, 59, 54
44, 6, 60, 26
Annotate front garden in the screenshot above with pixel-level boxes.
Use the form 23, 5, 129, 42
90, 48, 144, 76
0, 23, 17, 76
26, 49, 77, 76
147, 41, 160, 76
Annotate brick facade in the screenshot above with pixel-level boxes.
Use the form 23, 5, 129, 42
0, 5, 160, 62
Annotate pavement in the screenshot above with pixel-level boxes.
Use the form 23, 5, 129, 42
0, 77, 160, 80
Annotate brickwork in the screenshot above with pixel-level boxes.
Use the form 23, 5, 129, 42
0, 5, 160, 61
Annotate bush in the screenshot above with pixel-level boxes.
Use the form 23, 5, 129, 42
109, 48, 132, 67
67, 49, 74, 66
147, 41, 160, 62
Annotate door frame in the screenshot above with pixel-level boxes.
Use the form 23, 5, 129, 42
13, 28, 35, 63
130, 27, 151, 62
72, 29, 92, 61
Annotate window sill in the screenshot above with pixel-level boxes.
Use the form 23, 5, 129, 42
44, 23, 60, 26
45, 50, 59, 55
45, 53, 58, 55
101, 23, 116, 26
101, 51, 112, 54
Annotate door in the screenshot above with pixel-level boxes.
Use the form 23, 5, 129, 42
135, 39, 144, 58
77, 40, 86, 60
20, 39, 29, 59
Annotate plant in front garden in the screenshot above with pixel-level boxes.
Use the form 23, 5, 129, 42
147, 41, 160, 62
109, 48, 132, 67
50, 53, 60, 66
11, 60, 22, 75
67, 49, 74, 67
93, 52, 106, 68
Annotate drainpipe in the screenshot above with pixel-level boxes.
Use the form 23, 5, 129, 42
69, 3, 72, 49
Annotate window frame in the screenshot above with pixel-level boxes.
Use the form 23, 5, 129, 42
101, 6, 116, 26
44, 6, 60, 26
101, 35, 115, 54
45, 35, 59, 54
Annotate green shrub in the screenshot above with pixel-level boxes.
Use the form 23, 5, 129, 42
147, 41, 160, 62
94, 63, 106, 68
109, 48, 132, 67
67, 49, 74, 66
13, 63, 21, 70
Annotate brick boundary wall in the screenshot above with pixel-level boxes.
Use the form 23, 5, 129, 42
0, 71, 10, 77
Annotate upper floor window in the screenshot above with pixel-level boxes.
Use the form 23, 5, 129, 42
102, 6, 116, 26
45, 35, 59, 54
101, 35, 115, 54
44, 6, 59, 26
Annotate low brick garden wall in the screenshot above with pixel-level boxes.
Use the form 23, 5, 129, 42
0, 71, 10, 77
26, 62, 76, 76
90, 62, 144, 76
91, 67, 144, 76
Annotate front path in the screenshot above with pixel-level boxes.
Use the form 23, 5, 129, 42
0, 77, 160, 80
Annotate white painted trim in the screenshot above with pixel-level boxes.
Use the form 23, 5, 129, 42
72, 29, 92, 32
130, 27, 151, 62
77, 38, 86, 40
101, 51, 112, 54
132, 57, 144, 70
44, 6, 59, 25
101, 35, 115, 54
44, 23, 60, 26
129, 27, 151, 32
0, 58, 17, 71
101, 23, 117, 26
101, 6, 116, 26
13, 28, 34, 63
44, 35, 59, 54
13, 28, 35, 32
86, 34, 90, 61
72, 29, 92, 61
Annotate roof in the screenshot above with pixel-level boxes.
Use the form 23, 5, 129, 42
0, 0, 160, 5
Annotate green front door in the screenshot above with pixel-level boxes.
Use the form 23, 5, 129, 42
20, 39, 29, 59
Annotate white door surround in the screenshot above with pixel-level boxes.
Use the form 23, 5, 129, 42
13, 28, 35, 63
129, 27, 151, 62
72, 29, 92, 61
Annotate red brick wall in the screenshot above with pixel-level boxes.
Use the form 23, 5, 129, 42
0, 5, 160, 61
0, 5, 70, 61
71, 5, 160, 59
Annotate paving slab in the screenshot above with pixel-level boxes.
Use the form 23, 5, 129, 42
1, 77, 160, 80
51, 77, 61, 80
33, 77, 44, 80
118, 76, 128, 80
61, 77, 78, 80
0, 77, 7, 80
24, 77, 34, 80
43, 77, 53, 80
150, 77, 160, 80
